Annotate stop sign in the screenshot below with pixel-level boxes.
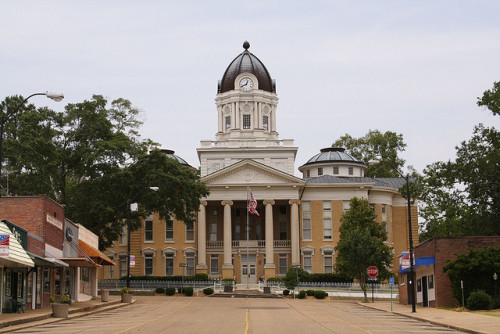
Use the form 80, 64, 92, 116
367, 266, 378, 278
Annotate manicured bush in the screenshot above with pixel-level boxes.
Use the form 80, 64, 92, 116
203, 288, 214, 295
467, 290, 492, 310
155, 287, 165, 294
166, 287, 176, 296
184, 287, 194, 296
283, 289, 290, 296
306, 290, 315, 296
222, 278, 235, 285
267, 277, 283, 283
297, 290, 307, 299
314, 290, 328, 299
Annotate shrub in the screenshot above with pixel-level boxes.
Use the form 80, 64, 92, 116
155, 287, 165, 294
314, 290, 328, 299
203, 288, 214, 295
59, 295, 72, 304
191, 273, 209, 281
297, 290, 307, 299
222, 278, 235, 285
166, 287, 176, 296
492, 297, 500, 310
467, 290, 493, 310
267, 277, 283, 283
306, 290, 315, 296
184, 287, 194, 296
49, 296, 55, 303
283, 289, 290, 296
120, 287, 131, 294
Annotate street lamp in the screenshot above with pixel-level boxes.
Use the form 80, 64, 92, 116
126, 186, 159, 288
0, 92, 64, 196
494, 272, 498, 298
369, 159, 416, 313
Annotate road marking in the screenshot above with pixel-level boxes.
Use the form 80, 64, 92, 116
115, 299, 194, 334
245, 298, 249, 334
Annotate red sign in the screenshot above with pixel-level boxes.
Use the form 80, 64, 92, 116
367, 266, 379, 278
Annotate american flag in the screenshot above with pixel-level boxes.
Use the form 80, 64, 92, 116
247, 188, 259, 216
0, 235, 9, 246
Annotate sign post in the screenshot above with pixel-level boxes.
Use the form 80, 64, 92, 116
389, 277, 395, 311
367, 266, 379, 303
292, 265, 301, 299
179, 263, 187, 293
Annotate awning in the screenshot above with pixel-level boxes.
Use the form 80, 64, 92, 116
60, 257, 100, 268
78, 240, 115, 266
0, 221, 34, 268
400, 257, 435, 274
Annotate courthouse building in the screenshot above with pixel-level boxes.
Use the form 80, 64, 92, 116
102, 41, 418, 284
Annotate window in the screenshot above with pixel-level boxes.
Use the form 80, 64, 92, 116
145, 220, 153, 242
318, 167, 323, 176
119, 256, 128, 278
186, 221, 194, 242
243, 114, 251, 129
210, 255, 219, 275
186, 253, 195, 276
210, 222, 217, 241
144, 254, 154, 276
306, 170, 310, 178
54, 268, 61, 295
428, 275, 434, 289
417, 279, 422, 292
324, 251, 333, 273
165, 254, 174, 276
263, 115, 269, 130
279, 221, 287, 240
279, 254, 287, 275
348, 167, 354, 175
109, 256, 115, 278
119, 225, 127, 246
225, 116, 231, 131
343, 201, 350, 212
165, 220, 174, 241
302, 202, 311, 240
323, 201, 332, 240
27, 273, 33, 304
333, 166, 339, 175
303, 252, 312, 273
43, 268, 50, 293
235, 225, 241, 241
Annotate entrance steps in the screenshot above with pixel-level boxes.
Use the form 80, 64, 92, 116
211, 284, 280, 298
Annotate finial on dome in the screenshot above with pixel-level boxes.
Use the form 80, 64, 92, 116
243, 41, 250, 50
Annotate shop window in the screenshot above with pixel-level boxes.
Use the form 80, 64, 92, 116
428, 275, 434, 289
417, 279, 422, 292
27, 272, 33, 304
55, 268, 62, 295
43, 268, 50, 293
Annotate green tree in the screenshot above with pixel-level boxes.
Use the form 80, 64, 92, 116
443, 247, 500, 306
333, 130, 406, 177
335, 197, 392, 302
477, 81, 500, 116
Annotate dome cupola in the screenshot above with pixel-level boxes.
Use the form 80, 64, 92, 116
299, 147, 367, 178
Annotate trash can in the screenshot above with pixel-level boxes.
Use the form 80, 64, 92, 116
101, 289, 109, 302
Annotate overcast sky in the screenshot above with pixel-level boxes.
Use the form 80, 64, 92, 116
2, 1, 499, 176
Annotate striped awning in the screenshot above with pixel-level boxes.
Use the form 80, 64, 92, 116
0, 221, 34, 267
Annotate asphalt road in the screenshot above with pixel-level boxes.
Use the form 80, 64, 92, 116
14, 296, 465, 334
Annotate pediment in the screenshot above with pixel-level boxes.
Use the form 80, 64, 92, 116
202, 159, 304, 186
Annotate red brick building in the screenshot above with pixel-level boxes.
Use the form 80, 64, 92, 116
399, 236, 500, 308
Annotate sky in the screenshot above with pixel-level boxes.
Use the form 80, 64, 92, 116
2, 1, 499, 176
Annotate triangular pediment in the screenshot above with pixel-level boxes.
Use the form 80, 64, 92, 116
202, 159, 305, 186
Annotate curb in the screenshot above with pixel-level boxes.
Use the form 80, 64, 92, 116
357, 302, 485, 334
0, 300, 135, 333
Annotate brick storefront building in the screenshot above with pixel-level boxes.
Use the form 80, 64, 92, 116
399, 236, 500, 308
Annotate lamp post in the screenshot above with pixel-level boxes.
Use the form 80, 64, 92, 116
0, 92, 64, 196
369, 159, 416, 313
494, 272, 498, 298
126, 186, 159, 288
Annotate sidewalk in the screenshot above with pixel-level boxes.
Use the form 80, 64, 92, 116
0, 296, 132, 333
359, 301, 500, 334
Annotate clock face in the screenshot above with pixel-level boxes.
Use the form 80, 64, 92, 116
239, 77, 253, 91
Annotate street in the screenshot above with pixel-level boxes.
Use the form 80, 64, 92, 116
14, 296, 465, 334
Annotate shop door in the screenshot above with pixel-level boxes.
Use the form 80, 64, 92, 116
241, 264, 257, 285
422, 275, 429, 307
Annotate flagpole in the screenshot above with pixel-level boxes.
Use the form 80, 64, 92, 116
246, 185, 250, 290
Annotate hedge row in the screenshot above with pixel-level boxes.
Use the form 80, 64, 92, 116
119, 273, 210, 281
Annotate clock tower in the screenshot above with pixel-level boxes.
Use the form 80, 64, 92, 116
198, 41, 298, 177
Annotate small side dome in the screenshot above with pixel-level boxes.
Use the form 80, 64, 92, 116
303, 147, 363, 166
160, 149, 190, 167
219, 41, 275, 93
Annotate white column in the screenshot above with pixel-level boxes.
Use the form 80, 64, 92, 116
289, 199, 301, 266
222, 200, 233, 268
196, 201, 208, 270
263, 200, 276, 268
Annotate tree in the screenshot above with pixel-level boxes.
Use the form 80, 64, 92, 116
335, 197, 393, 302
1, 95, 209, 249
333, 130, 406, 177
419, 81, 500, 240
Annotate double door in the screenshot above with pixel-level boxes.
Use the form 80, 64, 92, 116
241, 263, 256, 285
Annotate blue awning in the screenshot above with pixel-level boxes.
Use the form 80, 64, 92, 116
399, 257, 435, 274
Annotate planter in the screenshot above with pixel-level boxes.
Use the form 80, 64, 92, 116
51, 303, 69, 318
263, 287, 271, 294
121, 293, 133, 303
224, 285, 233, 293
101, 289, 109, 302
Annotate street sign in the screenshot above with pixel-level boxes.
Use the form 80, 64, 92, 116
389, 277, 395, 286
179, 263, 187, 267
367, 266, 379, 278
292, 265, 301, 269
